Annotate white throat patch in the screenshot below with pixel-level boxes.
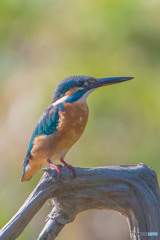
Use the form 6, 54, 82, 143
77, 90, 94, 103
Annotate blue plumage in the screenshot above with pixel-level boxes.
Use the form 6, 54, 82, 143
26, 103, 64, 157
66, 89, 87, 103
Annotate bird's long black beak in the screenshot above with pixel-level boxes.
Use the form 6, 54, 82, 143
97, 76, 133, 85
89, 76, 134, 89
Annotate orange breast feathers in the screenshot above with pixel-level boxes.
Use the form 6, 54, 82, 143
56, 101, 89, 152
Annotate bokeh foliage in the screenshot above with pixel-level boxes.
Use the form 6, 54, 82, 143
0, 0, 160, 239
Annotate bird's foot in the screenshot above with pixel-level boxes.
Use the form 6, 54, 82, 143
60, 158, 77, 178
47, 159, 62, 177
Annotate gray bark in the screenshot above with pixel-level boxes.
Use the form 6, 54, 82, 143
0, 164, 160, 240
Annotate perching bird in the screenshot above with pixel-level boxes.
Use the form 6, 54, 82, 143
21, 76, 133, 181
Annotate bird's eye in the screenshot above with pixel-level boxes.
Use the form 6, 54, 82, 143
84, 82, 89, 86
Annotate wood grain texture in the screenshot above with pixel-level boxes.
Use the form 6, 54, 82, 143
0, 164, 160, 240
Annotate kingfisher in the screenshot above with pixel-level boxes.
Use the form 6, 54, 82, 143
21, 75, 133, 181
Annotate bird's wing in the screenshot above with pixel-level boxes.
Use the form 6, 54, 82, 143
26, 103, 64, 157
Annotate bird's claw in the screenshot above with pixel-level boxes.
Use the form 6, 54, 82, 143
46, 159, 63, 177
50, 164, 63, 177
47, 158, 76, 178
60, 158, 77, 178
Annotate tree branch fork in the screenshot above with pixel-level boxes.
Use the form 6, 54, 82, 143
0, 164, 160, 240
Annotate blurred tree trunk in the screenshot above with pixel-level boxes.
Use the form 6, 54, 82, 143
0, 164, 160, 240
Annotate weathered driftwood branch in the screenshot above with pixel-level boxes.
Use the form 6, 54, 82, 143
0, 164, 160, 240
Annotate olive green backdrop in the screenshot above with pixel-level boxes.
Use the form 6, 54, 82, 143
0, 0, 160, 239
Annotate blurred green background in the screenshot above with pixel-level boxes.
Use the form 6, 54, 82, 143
0, 0, 160, 239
